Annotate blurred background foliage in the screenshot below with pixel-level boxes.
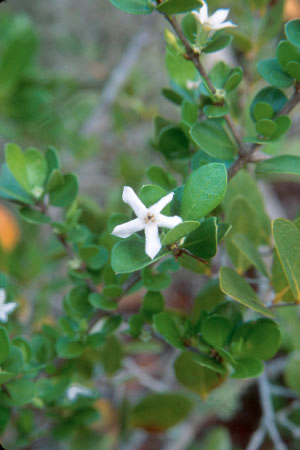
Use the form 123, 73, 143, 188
1, 0, 300, 449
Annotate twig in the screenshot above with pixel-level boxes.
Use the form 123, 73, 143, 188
82, 30, 151, 136
258, 371, 288, 450
277, 400, 300, 439
246, 419, 266, 450
228, 87, 300, 179
122, 357, 170, 392
165, 15, 248, 157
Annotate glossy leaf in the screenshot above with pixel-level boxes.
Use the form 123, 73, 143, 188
220, 267, 274, 317
190, 119, 237, 160
181, 163, 227, 221
272, 219, 300, 301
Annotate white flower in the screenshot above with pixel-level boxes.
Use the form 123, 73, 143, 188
0, 288, 17, 322
66, 384, 94, 401
112, 186, 182, 260
192, 1, 236, 31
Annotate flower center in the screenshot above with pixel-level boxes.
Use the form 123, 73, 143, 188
144, 212, 156, 224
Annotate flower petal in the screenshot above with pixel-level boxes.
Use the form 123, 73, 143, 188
149, 192, 174, 215
145, 224, 161, 259
208, 8, 229, 26
3, 302, 17, 315
192, 10, 203, 24
122, 186, 147, 218
199, 1, 208, 23
156, 214, 182, 229
210, 20, 236, 30
112, 218, 144, 239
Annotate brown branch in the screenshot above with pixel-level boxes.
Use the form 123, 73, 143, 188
228, 88, 300, 180
165, 15, 249, 159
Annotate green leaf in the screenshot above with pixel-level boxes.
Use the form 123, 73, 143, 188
156, 0, 202, 15
225, 197, 262, 273
142, 267, 171, 291
232, 234, 269, 277
257, 58, 293, 88
49, 173, 79, 207
231, 357, 264, 379
147, 166, 176, 190
0, 164, 34, 205
224, 67, 243, 93
255, 119, 277, 137
24, 148, 47, 189
201, 315, 232, 347
285, 20, 300, 48
190, 119, 237, 160
88, 293, 117, 310
192, 279, 224, 321
131, 392, 193, 431
162, 221, 200, 245
193, 354, 227, 375
223, 170, 270, 244
111, 240, 168, 274
181, 13, 197, 43
6, 378, 36, 406
284, 351, 300, 394
158, 126, 190, 159
102, 285, 123, 299
203, 34, 233, 54
0, 371, 14, 385
181, 101, 198, 126
253, 102, 274, 122
100, 336, 122, 375
141, 292, 164, 321
250, 87, 287, 122
109, 0, 154, 15
240, 319, 281, 360
5, 143, 31, 192
129, 314, 144, 338
19, 208, 51, 225
153, 312, 184, 349
174, 352, 225, 398
165, 47, 197, 88
162, 88, 183, 105
256, 155, 300, 176
276, 40, 300, 72
270, 116, 291, 141
56, 337, 84, 359
287, 60, 300, 81
183, 217, 218, 259
272, 218, 300, 301
220, 267, 274, 317
0, 328, 10, 364
45, 146, 61, 180
0, 23, 37, 97
66, 286, 93, 319
181, 163, 227, 221
203, 104, 229, 118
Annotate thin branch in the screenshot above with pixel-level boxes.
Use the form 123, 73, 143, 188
165, 15, 248, 157
228, 87, 300, 179
122, 357, 170, 392
258, 371, 288, 450
82, 30, 151, 136
246, 419, 266, 450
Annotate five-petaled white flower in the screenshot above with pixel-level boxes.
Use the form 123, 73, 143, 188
0, 288, 17, 322
192, 1, 236, 31
112, 186, 182, 259
66, 384, 94, 401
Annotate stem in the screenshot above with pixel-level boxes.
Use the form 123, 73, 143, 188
165, 16, 216, 95
258, 371, 288, 450
228, 88, 300, 179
